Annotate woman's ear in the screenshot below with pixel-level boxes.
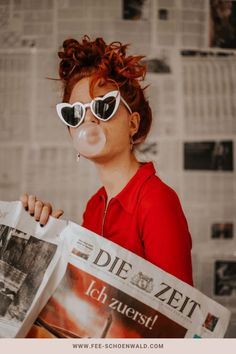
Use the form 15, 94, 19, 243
129, 112, 140, 138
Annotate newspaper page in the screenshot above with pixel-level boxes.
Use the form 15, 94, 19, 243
57, 0, 152, 55
0, 201, 69, 338
26, 221, 231, 339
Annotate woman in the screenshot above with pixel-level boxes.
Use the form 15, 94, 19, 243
20, 36, 193, 286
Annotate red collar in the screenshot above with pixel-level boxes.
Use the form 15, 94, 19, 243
98, 162, 156, 214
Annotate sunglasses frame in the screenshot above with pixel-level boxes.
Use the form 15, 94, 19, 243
56, 90, 132, 128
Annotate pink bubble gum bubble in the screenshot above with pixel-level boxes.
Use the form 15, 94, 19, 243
72, 122, 106, 157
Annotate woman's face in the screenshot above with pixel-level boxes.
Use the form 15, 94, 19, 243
68, 77, 139, 162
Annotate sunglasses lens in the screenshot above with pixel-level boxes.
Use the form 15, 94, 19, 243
61, 104, 84, 126
92, 96, 116, 120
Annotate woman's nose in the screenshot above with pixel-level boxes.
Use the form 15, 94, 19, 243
84, 108, 99, 124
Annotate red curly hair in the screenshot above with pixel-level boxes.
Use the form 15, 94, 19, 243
58, 36, 152, 143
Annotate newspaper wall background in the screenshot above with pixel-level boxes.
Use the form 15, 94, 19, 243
0, 0, 235, 337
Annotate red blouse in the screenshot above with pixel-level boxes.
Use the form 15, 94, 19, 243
82, 162, 193, 286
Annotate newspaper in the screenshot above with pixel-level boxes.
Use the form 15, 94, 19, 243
0, 201, 231, 338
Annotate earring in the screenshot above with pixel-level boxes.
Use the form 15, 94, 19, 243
76, 153, 80, 162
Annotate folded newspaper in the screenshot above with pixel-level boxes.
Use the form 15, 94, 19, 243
0, 201, 231, 338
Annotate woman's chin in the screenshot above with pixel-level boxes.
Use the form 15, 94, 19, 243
82, 151, 108, 163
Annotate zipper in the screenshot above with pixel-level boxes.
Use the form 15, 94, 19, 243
101, 197, 112, 237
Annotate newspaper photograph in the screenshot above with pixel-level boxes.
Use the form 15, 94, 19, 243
28, 265, 187, 338
184, 141, 234, 171
25, 220, 231, 339
211, 223, 234, 239
122, 0, 151, 20
215, 260, 236, 297
0, 201, 67, 338
209, 0, 236, 49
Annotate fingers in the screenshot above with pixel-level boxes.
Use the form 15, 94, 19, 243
20, 193, 29, 210
39, 205, 51, 226
20, 193, 63, 227
39, 206, 64, 226
28, 195, 37, 215
34, 200, 43, 222
51, 209, 64, 219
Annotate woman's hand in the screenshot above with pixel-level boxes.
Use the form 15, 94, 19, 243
20, 193, 64, 226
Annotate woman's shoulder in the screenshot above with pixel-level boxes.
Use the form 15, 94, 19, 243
137, 173, 190, 238
139, 173, 181, 208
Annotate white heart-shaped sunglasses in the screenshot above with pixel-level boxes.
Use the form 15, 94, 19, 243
56, 90, 132, 128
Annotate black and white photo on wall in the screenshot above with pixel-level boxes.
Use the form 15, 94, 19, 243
184, 141, 234, 171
